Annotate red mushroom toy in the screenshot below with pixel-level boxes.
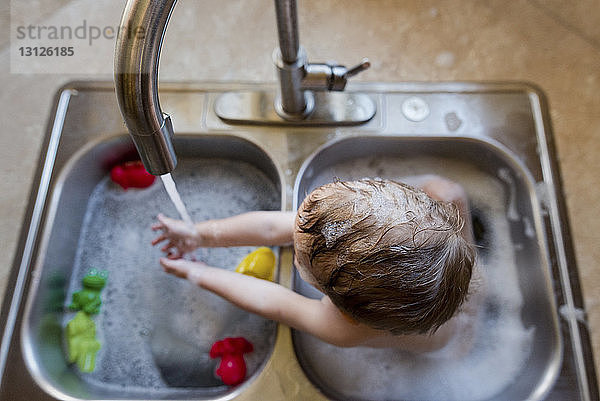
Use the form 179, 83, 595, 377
110, 161, 155, 190
209, 337, 253, 386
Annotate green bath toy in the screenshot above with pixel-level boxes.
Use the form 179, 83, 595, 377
69, 269, 107, 315
66, 311, 101, 372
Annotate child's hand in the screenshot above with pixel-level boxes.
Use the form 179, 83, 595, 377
159, 257, 206, 283
152, 213, 200, 258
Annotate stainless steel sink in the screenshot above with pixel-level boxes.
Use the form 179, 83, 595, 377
292, 136, 561, 400
21, 134, 283, 399
0, 81, 597, 401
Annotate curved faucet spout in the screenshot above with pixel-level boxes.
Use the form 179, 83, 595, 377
114, 0, 178, 176
115, 0, 372, 164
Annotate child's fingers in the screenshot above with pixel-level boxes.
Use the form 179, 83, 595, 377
151, 235, 167, 245
160, 257, 206, 279
160, 257, 184, 269
161, 242, 176, 253
160, 258, 189, 279
161, 257, 205, 269
160, 258, 209, 287
166, 250, 182, 260
151, 223, 164, 231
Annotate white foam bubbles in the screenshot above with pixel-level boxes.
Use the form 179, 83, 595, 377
321, 220, 352, 248
64, 158, 279, 391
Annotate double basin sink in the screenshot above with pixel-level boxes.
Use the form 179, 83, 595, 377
0, 81, 597, 400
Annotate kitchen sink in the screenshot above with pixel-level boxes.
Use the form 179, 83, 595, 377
0, 81, 597, 400
292, 136, 560, 400
21, 134, 282, 399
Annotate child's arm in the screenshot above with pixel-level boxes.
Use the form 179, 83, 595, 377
152, 211, 296, 258
159, 258, 378, 347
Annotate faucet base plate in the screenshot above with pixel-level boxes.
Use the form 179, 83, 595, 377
214, 90, 376, 126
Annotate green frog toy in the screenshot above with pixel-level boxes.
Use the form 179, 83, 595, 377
66, 311, 101, 372
69, 269, 108, 315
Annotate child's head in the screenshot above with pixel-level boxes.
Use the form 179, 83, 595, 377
293, 178, 475, 335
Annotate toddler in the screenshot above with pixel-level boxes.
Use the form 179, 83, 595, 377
152, 176, 477, 351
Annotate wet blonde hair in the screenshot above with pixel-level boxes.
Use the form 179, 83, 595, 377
294, 179, 475, 335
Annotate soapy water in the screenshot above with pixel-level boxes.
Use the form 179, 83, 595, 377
64, 158, 279, 391
295, 156, 535, 401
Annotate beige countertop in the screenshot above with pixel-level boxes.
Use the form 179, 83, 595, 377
1, 0, 599, 393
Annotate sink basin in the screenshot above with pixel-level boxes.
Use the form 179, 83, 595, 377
292, 136, 561, 401
0, 82, 597, 400
21, 134, 283, 399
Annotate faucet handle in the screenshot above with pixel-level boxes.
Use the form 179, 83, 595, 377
304, 58, 371, 91
343, 58, 371, 79
328, 58, 370, 90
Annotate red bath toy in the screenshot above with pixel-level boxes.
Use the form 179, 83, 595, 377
209, 337, 253, 386
110, 161, 155, 190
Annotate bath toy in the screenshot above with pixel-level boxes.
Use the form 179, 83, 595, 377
235, 247, 275, 281
66, 311, 101, 372
110, 160, 155, 190
209, 337, 253, 386
69, 269, 107, 315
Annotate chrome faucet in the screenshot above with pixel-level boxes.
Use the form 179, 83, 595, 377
114, 0, 372, 175
271, 1, 371, 119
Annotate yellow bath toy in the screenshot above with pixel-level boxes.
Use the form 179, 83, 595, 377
235, 247, 275, 281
